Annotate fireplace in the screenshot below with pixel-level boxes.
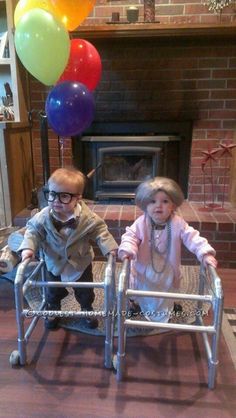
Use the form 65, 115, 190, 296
72, 121, 193, 201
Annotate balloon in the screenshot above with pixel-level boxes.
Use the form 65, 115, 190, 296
45, 81, 95, 137
58, 39, 102, 91
14, 0, 56, 27
14, 8, 70, 86
50, 0, 96, 31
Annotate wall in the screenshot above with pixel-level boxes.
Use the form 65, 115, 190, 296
86, 0, 235, 25
28, 1, 236, 204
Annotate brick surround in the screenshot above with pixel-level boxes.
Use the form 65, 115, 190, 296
29, 21, 236, 204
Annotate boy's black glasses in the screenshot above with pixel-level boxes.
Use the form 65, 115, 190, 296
44, 190, 77, 204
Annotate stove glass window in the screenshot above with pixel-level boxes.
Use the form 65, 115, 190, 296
102, 154, 153, 182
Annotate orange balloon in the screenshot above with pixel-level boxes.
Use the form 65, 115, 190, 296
50, 0, 96, 31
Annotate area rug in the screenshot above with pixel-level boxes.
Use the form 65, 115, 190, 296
222, 307, 236, 370
23, 262, 211, 337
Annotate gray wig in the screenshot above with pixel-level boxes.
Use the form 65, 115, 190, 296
135, 177, 184, 211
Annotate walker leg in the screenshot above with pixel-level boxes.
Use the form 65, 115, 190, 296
116, 328, 126, 381
207, 298, 223, 388
104, 314, 113, 368
104, 255, 116, 369
116, 293, 127, 380
208, 359, 218, 389
14, 281, 27, 365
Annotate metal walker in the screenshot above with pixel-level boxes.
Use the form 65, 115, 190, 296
9, 254, 116, 369
114, 259, 224, 389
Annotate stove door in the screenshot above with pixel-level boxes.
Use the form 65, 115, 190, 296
96, 146, 162, 199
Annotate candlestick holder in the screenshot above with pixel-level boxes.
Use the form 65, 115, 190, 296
144, 0, 155, 23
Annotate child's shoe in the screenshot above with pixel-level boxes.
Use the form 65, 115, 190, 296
173, 302, 183, 314
44, 303, 61, 330
81, 307, 98, 329
128, 300, 141, 317
44, 316, 59, 330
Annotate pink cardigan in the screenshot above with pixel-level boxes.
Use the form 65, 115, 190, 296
118, 213, 216, 287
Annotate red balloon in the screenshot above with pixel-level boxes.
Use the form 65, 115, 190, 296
58, 39, 102, 91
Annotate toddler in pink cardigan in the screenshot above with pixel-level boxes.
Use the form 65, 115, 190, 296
118, 177, 217, 323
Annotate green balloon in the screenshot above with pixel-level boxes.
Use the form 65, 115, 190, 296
15, 8, 70, 86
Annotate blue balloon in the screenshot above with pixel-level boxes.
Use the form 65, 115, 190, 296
45, 81, 95, 137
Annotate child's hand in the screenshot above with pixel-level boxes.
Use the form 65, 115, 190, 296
21, 249, 34, 262
203, 254, 218, 268
108, 250, 117, 257
119, 250, 133, 261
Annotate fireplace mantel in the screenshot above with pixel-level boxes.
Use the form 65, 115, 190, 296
73, 22, 236, 40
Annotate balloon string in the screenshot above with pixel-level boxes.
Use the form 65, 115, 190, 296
59, 137, 71, 167
59, 137, 64, 167
59, 137, 66, 167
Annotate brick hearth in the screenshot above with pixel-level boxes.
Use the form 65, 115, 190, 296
14, 201, 236, 269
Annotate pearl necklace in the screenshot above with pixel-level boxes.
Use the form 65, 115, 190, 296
150, 219, 171, 274
155, 228, 165, 241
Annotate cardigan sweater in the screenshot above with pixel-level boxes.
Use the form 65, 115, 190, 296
18, 201, 118, 279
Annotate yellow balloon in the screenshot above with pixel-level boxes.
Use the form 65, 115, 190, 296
50, 0, 96, 31
14, 0, 56, 27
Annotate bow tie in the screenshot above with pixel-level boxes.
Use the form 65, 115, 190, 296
152, 223, 166, 230
52, 217, 78, 231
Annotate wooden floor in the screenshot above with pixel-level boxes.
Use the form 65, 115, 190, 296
0, 268, 235, 418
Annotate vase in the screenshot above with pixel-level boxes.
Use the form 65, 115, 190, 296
144, 0, 155, 23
